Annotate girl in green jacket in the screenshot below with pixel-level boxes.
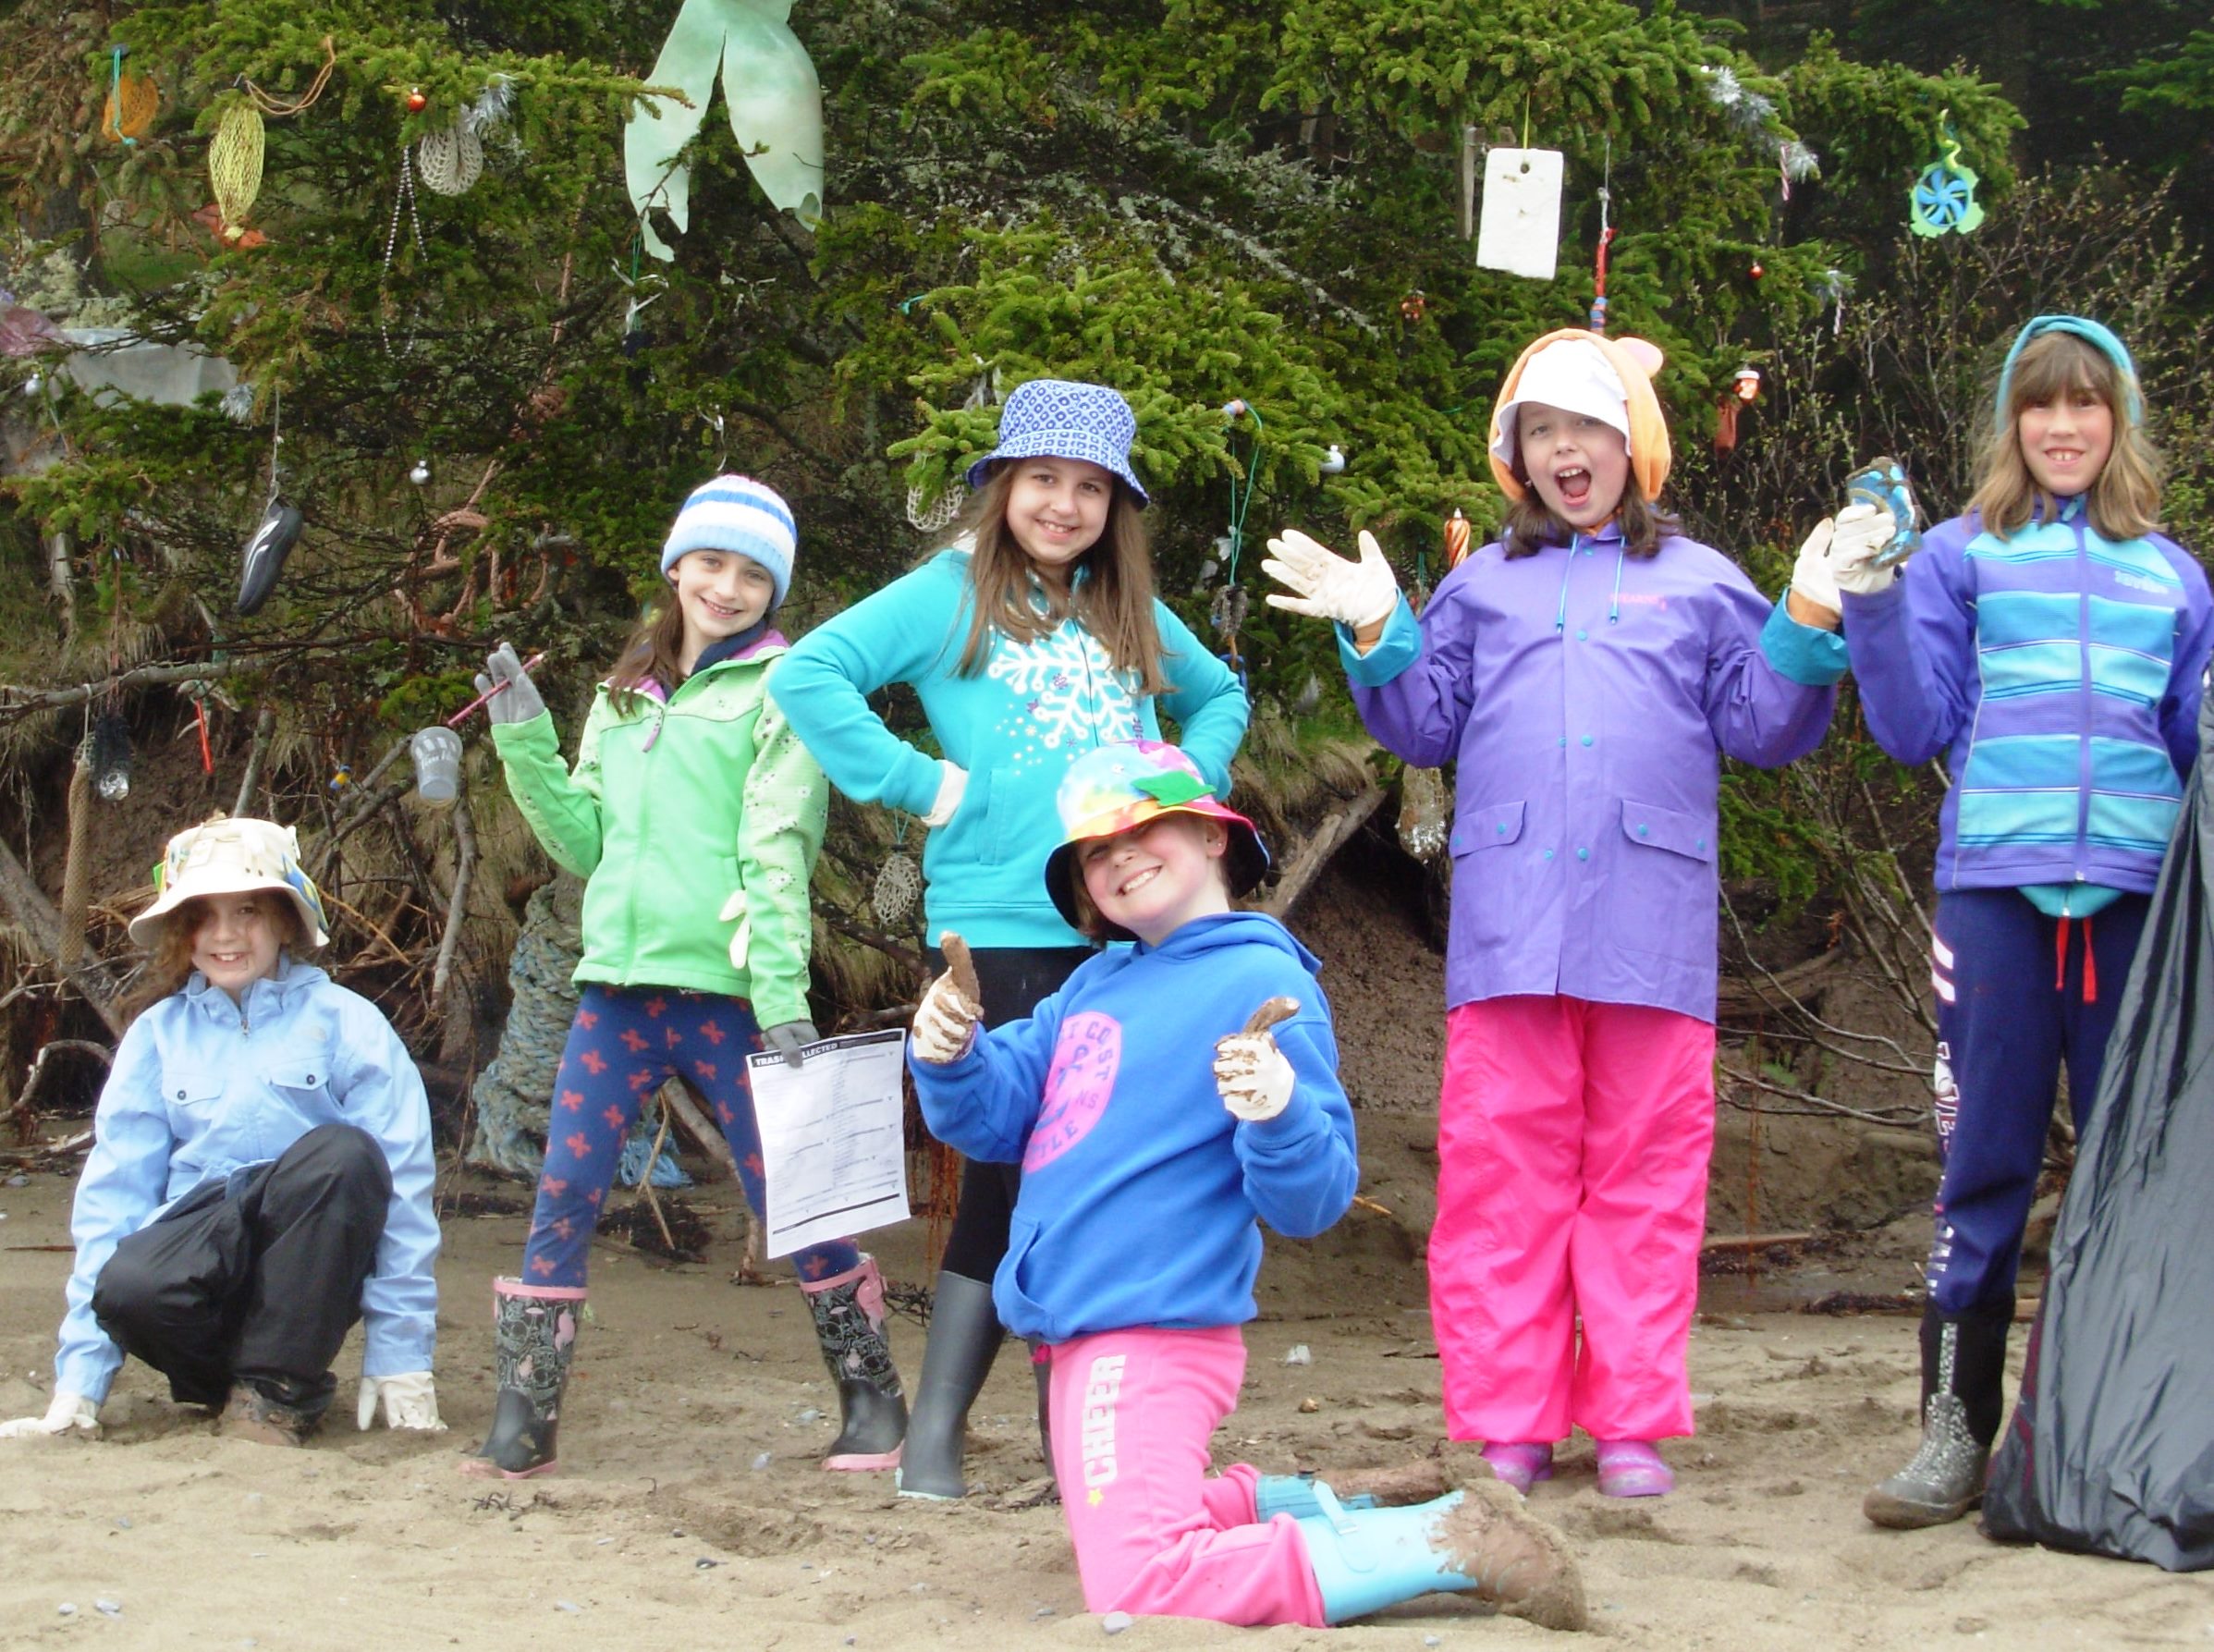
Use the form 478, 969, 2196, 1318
463, 475, 904, 1479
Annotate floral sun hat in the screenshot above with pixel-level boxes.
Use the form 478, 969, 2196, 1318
128, 815, 331, 949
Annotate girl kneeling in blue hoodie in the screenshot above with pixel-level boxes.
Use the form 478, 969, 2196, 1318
907, 740, 1584, 1630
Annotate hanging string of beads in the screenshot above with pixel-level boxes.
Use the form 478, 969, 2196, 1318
1209, 398, 1263, 686
381, 142, 428, 357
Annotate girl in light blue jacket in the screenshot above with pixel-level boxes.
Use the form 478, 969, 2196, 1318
0, 817, 440, 1448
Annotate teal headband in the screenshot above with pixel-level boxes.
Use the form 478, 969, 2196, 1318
1994, 314, 2141, 434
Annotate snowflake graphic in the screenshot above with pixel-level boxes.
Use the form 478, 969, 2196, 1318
987, 626, 1144, 766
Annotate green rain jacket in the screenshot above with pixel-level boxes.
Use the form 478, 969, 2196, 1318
489, 637, 826, 1029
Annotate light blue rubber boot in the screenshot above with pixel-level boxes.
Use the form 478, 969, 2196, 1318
1252, 1473, 1377, 1524
1294, 1483, 1586, 1631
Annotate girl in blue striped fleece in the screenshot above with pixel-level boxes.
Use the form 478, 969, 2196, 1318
1826, 316, 2213, 1530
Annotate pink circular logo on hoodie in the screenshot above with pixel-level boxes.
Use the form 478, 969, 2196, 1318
1023, 1011, 1122, 1172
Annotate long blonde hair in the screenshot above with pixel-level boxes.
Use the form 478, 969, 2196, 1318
948, 464, 1173, 695
1968, 331, 2163, 541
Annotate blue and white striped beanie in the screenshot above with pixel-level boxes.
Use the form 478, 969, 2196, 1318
659, 474, 799, 608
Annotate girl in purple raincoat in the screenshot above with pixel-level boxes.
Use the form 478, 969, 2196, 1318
1266, 329, 1849, 1498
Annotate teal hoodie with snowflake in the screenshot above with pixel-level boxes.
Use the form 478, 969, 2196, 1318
769, 550, 1249, 948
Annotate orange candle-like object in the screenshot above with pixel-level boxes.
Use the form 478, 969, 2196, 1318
1445, 508, 1471, 569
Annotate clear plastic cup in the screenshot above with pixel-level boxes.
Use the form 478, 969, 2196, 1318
410, 725, 463, 802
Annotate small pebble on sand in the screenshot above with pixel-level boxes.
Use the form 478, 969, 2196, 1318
57, 1603, 76, 1617
95, 1599, 121, 1617
1283, 1344, 1312, 1365
1102, 1611, 1134, 1634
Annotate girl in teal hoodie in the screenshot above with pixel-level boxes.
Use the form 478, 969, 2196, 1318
464, 476, 904, 1480
770, 381, 1249, 1497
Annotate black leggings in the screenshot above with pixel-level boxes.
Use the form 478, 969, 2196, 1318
926, 944, 1093, 1282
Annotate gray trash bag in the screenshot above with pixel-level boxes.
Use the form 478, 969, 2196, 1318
1984, 692, 2214, 1569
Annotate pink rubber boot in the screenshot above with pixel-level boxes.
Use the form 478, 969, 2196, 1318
1479, 1441, 1555, 1495
1596, 1439, 1674, 1498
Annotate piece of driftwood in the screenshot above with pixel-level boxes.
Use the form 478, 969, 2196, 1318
1259, 782, 1387, 922
0, 833, 123, 1038
1701, 1230, 1814, 1254
0, 656, 244, 714
1714, 948, 1842, 1024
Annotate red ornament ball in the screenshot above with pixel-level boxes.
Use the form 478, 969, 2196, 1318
406, 87, 428, 113
1748, 261, 1766, 280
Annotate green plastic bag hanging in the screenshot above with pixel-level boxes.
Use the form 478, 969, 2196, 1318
625, 0, 824, 259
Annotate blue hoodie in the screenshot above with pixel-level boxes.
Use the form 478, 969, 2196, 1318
910, 912, 1358, 1343
768, 551, 1249, 948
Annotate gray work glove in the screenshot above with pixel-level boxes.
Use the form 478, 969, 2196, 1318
475, 642, 545, 726
762, 1019, 821, 1068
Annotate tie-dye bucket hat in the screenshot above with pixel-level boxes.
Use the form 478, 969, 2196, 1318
1043, 740, 1268, 937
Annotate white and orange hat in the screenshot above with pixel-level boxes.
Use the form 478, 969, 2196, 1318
1487, 329, 1672, 505
128, 815, 330, 949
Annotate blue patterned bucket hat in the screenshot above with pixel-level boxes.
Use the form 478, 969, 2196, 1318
964, 378, 1150, 506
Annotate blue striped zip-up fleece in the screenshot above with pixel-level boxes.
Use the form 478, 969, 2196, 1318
1842, 501, 2214, 894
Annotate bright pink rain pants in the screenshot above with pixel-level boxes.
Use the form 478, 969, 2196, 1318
1431, 994, 1717, 1445
1046, 1326, 1327, 1627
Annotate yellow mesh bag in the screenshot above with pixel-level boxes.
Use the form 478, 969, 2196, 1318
209, 103, 266, 234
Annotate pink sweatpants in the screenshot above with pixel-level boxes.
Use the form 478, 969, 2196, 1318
1046, 1326, 1327, 1627
1431, 995, 1717, 1444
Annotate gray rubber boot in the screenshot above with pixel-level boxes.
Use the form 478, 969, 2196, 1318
895, 1270, 1004, 1499
1864, 1302, 2010, 1528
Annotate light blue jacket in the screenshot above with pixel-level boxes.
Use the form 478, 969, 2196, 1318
56, 959, 439, 1402
770, 550, 1248, 948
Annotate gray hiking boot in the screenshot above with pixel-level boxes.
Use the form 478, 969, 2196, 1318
1865, 1304, 2008, 1528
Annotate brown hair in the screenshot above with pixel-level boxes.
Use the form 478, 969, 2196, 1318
120, 895, 302, 1024
1968, 331, 2163, 542
1062, 814, 1233, 942
948, 463, 1172, 695
605, 594, 688, 717
1500, 467, 1677, 560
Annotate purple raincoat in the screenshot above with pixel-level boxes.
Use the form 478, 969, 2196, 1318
1344, 522, 1845, 1022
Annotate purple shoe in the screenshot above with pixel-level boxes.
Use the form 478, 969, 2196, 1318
1596, 1439, 1674, 1498
1479, 1441, 1555, 1495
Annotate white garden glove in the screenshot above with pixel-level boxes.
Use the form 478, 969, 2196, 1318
1829, 501, 1904, 594
910, 966, 983, 1065
762, 1019, 820, 1068
357, 1371, 446, 1432
0, 1390, 101, 1438
1214, 997, 1301, 1123
920, 760, 968, 827
1789, 517, 1844, 620
1262, 529, 1401, 633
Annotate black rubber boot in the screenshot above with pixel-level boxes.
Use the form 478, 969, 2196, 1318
1028, 1339, 1061, 1502
1865, 1300, 2011, 1528
895, 1270, 1004, 1499
801, 1254, 908, 1470
461, 1278, 584, 1479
